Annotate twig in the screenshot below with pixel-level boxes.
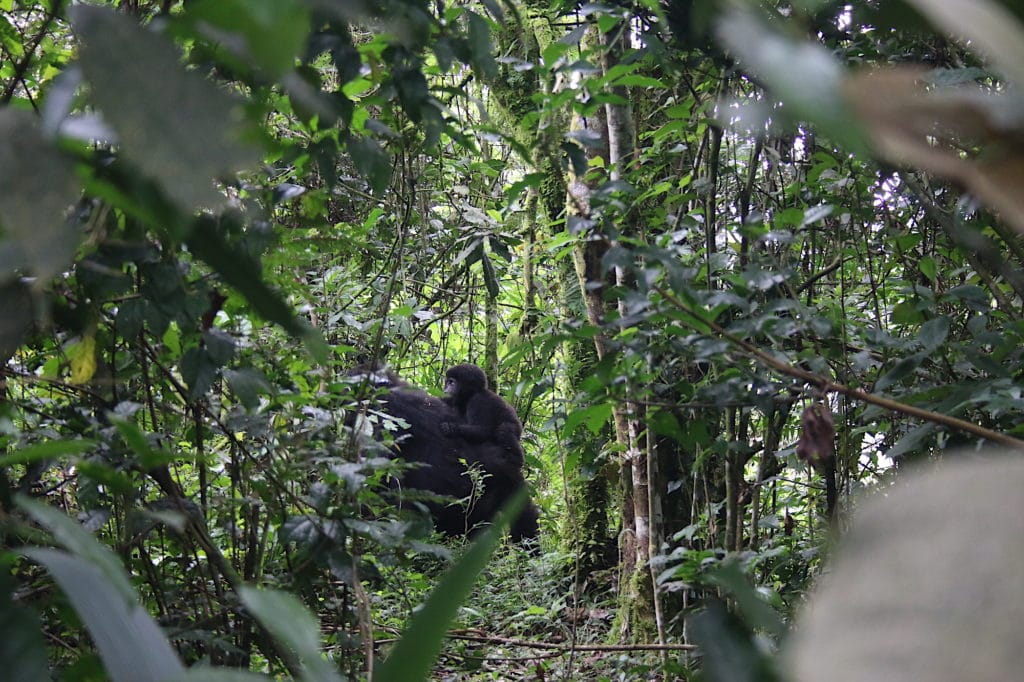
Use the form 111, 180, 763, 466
1, 2, 63, 105
376, 631, 697, 653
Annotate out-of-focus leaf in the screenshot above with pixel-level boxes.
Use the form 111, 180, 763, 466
903, 0, 1024, 86
110, 418, 174, 470
23, 548, 184, 682
918, 316, 950, 352
168, 670, 272, 682
224, 368, 274, 409
70, 5, 260, 211
374, 491, 525, 682
347, 135, 392, 194
787, 457, 1024, 682
0, 439, 96, 469
715, 8, 865, 153
0, 280, 33, 360
689, 600, 781, 682
844, 68, 1024, 234
0, 572, 49, 682
186, 220, 325, 360
465, 10, 497, 79
188, 0, 310, 78
0, 110, 81, 282
875, 352, 925, 391
707, 562, 786, 639
237, 587, 343, 682
17, 496, 138, 605
180, 347, 220, 400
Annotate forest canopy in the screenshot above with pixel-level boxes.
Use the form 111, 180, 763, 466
2, 0, 1024, 679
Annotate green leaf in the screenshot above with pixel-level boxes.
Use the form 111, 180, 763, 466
614, 74, 666, 88
875, 353, 925, 391
347, 135, 392, 194
481, 251, 500, 300
186, 219, 323, 359
466, 10, 497, 79
541, 41, 571, 66
0, 13, 23, 57
110, 418, 174, 470
237, 587, 343, 682
0, 571, 49, 682
708, 561, 786, 639
891, 301, 925, 325
16, 496, 137, 606
70, 5, 260, 211
180, 347, 220, 400
169, 670, 273, 682
224, 367, 273, 409
716, 8, 866, 153
919, 256, 937, 282
0, 280, 32, 358
22, 548, 184, 682
0, 110, 81, 282
918, 316, 950, 352
0, 439, 96, 469
187, 0, 310, 78
374, 491, 525, 682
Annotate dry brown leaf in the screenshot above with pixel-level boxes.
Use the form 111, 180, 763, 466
796, 403, 835, 474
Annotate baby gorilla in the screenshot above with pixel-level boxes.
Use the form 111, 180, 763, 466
440, 363, 524, 473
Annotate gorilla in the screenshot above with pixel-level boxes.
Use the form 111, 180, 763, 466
355, 368, 539, 543
441, 363, 525, 473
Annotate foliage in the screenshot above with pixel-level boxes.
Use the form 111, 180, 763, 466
2, 0, 1024, 679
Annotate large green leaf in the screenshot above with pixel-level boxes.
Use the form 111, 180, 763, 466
70, 5, 260, 211
715, 8, 866, 153
186, 219, 325, 359
23, 548, 184, 682
237, 587, 343, 682
17, 496, 137, 605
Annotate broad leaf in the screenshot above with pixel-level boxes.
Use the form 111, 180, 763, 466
0, 110, 81, 282
17, 496, 137, 605
238, 587, 343, 682
0, 574, 49, 682
71, 5, 260, 211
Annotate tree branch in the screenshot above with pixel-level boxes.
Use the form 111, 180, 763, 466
655, 286, 1024, 450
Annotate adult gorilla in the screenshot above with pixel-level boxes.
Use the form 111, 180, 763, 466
357, 369, 539, 543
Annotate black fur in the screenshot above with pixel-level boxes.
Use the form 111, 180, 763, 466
368, 373, 539, 543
